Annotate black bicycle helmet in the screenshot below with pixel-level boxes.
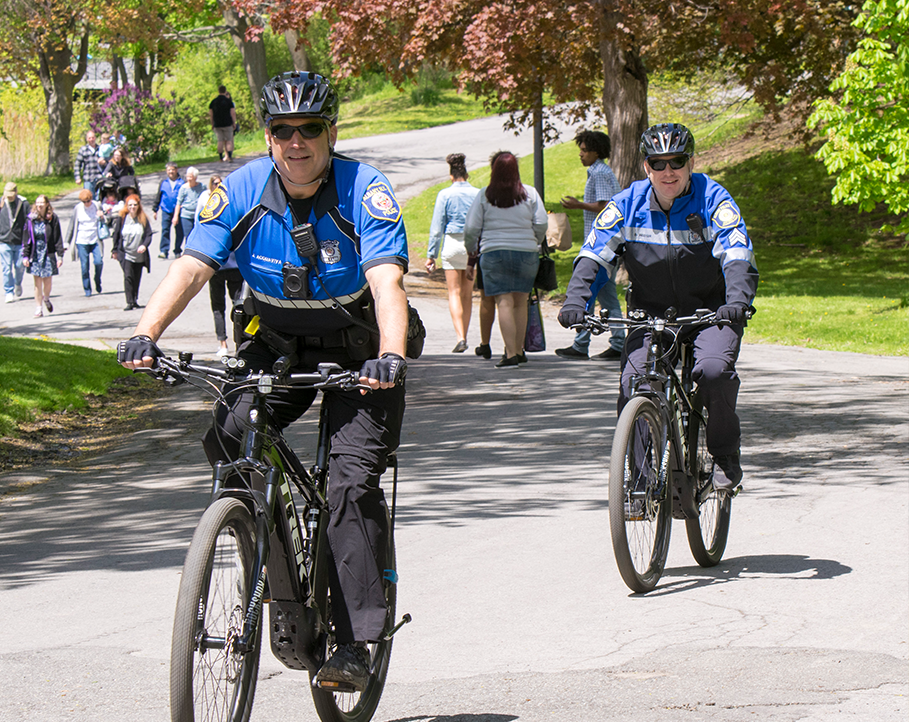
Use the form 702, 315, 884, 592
639, 123, 695, 158
260, 72, 339, 125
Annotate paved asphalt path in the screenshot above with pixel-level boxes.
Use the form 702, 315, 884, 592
1, 122, 907, 721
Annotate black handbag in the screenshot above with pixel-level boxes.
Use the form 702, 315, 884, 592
534, 243, 558, 292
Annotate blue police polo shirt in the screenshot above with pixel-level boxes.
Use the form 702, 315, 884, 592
185, 155, 408, 335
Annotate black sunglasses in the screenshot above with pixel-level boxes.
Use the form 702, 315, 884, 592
646, 156, 689, 171
269, 122, 326, 141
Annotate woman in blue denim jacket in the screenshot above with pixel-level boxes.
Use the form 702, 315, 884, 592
425, 153, 480, 353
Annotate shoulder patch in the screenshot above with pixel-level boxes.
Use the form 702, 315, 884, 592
712, 199, 741, 229
594, 201, 623, 231
199, 186, 229, 223
362, 181, 402, 222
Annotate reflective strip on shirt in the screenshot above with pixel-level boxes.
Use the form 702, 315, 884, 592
251, 282, 368, 310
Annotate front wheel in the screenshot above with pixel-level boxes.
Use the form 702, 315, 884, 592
310, 518, 397, 722
170, 497, 262, 722
609, 396, 672, 593
685, 398, 732, 566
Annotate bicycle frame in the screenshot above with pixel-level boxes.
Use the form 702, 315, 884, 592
612, 318, 708, 518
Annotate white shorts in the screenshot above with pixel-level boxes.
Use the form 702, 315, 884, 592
440, 233, 469, 271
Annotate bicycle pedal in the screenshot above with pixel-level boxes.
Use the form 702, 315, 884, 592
313, 678, 360, 694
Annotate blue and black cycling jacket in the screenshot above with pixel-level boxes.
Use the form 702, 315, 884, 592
578, 173, 758, 317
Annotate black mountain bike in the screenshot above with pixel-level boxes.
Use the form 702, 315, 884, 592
144, 354, 410, 722
581, 308, 746, 593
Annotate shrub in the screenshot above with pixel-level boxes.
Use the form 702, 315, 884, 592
90, 85, 190, 163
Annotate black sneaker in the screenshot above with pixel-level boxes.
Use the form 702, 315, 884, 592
474, 343, 492, 359
315, 643, 370, 692
555, 346, 589, 360
592, 347, 622, 360
713, 453, 743, 492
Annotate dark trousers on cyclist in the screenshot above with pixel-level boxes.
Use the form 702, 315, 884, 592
201, 338, 405, 645
618, 322, 744, 457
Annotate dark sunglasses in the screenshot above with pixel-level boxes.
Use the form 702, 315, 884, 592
646, 156, 689, 171
269, 122, 326, 141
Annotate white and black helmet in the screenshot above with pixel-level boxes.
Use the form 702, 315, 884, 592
260, 72, 339, 125
639, 123, 695, 158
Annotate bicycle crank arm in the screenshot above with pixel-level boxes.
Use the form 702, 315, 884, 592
383, 613, 412, 641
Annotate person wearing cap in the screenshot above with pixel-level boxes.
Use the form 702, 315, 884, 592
117, 71, 409, 692
558, 123, 758, 496
0, 181, 30, 303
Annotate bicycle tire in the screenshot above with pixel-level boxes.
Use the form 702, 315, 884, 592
685, 398, 732, 566
170, 498, 262, 722
609, 395, 672, 593
310, 520, 397, 722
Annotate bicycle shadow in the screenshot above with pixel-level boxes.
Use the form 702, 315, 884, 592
635, 553, 852, 597
390, 716, 518, 722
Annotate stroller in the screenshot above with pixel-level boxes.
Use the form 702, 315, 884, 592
95, 175, 140, 202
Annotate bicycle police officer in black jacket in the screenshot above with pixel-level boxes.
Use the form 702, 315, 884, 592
559, 123, 759, 494
118, 72, 409, 691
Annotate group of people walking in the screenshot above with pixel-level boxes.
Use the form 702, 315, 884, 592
1, 159, 235, 350
426, 150, 547, 368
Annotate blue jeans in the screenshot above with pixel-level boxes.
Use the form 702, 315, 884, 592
0, 243, 25, 295
178, 216, 195, 253
83, 180, 98, 200
76, 242, 103, 294
159, 209, 184, 256
573, 276, 625, 353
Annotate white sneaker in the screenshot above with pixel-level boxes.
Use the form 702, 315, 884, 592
14, 284, 22, 297
216, 347, 229, 358
4, 293, 14, 303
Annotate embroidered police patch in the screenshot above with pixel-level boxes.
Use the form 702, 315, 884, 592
594, 201, 623, 231
199, 186, 229, 223
362, 182, 402, 222
712, 200, 741, 229
320, 239, 341, 264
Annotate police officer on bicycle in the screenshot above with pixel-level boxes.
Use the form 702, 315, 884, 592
118, 72, 409, 690
558, 123, 758, 494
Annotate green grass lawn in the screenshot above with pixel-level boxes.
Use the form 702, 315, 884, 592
0, 337, 131, 436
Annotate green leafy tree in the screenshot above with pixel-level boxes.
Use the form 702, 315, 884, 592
808, 0, 909, 234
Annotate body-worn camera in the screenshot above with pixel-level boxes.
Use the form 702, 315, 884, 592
283, 222, 320, 299
283, 262, 311, 299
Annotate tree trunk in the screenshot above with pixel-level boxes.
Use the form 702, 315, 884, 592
112, 54, 128, 89
285, 30, 312, 72
599, 1, 649, 189
38, 28, 89, 176
220, 1, 269, 127
532, 97, 545, 201
134, 52, 157, 93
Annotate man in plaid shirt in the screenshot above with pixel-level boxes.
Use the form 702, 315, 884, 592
74, 131, 102, 197
557, 129, 625, 360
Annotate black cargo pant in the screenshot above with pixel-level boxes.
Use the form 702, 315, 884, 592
619, 323, 744, 457
202, 339, 405, 644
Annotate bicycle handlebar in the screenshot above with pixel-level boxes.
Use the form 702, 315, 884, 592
574, 307, 754, 335
144, 354, 366, 393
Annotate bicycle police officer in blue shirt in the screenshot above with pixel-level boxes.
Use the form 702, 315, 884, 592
558, 123, 759, 494
117, 72, 409, 690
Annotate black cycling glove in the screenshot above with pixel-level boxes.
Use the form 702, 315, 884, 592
359, 353, 407, 385
117, 335, 163, 366
558, 256, 600, 328
715, 303, 749, 325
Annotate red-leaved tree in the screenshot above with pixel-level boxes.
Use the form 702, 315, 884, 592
235, 0, 859, 187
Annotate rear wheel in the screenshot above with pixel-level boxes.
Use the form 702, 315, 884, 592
685, 399, 732, 566
310, 517, 397, 722
170, 498, 262, 722
609, 396, 672, 593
